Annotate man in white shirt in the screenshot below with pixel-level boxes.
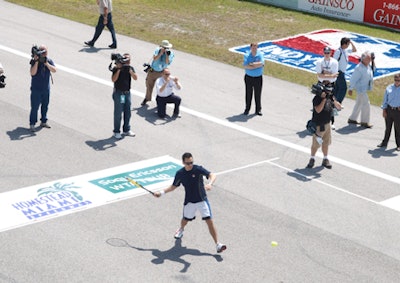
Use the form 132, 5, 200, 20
155, 68, 182, 119
333, 37, 357, 104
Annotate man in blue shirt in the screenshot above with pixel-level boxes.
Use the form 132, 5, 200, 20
154, 152, 227, 253
377, 73, 400, 151
142, 40, 175, 106
29, 45, 57, 132
243, 42, 264, 116
347, 51, 374, 128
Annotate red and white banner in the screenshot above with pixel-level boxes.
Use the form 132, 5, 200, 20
364, 0, 400, 30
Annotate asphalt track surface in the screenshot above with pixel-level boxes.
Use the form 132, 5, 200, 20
1, 1, 400, 282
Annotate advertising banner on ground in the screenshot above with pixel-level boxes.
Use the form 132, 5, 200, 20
0, 156, 181, 232
364, 0, 400, 30
229, 29, 400, 81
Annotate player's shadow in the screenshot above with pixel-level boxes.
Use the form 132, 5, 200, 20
6, 127, 36, 140
133, 106, 171, 125
226, 113, 254, 122
106, 238, 223, 273
85, 136, 118, 151
368, 147, 398, 159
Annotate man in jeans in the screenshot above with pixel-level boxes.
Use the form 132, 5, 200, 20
111, 53, 137, 139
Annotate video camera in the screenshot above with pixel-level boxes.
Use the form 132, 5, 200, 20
108, 53, 130, 72
31, 45, 47, 64
311, 82, 334, 99
0, 74, 5, 88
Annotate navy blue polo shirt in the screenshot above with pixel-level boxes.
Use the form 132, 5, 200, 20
172, 165, 211, 205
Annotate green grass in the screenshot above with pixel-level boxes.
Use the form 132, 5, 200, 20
7, 0, 399, 105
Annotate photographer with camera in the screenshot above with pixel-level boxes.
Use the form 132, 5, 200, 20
141, 40, 175, 106
111, 53, 137, 139
307, 83, 342, 169
155, 68, 182, 119
316, 46, 339, 129
307, 48, 341, 169
0, 61, 5, 88
29, 45, 56, 132
347, 51, 374, 128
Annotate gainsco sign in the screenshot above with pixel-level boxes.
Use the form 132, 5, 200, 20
364, 0, 400, 30
229, 29, 400, 80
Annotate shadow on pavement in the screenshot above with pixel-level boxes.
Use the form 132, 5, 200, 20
106, 238, 223, 273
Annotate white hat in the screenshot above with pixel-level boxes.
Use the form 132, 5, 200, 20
160, 40, 173, 49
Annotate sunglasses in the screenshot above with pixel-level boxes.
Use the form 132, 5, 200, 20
395, 79, 400, 82
324, 52, 331, 54
184, 161, 193, 165
164, 73, 170, 76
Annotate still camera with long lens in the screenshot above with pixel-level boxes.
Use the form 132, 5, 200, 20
108, 53, 130, 72
30, 45, 47, 64
311, 82, 334, 99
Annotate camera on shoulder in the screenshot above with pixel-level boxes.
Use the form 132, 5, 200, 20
30, 45, 47, 64
143, 63, 151, 73
311, 82, 333, 99
108, 53, 130, 71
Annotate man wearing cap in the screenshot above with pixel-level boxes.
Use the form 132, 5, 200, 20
315, 46, 339, 130
142, 40, 175, 106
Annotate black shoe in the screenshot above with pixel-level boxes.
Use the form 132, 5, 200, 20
306, 158, 315, 168
396, 147, 400, 151
347, 119, 358, 124
243, 110, 249, 115
84, 41, 94, 47
172, 113, 181, 118
108, 43, 117, 49
322, 159, 332, 169
360, 122, 373, 128
377, 142, 387, 148
256, 112, 263, 116
141, 99, 148, 106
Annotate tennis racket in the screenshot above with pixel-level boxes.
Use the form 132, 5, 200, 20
126, 177, 154, 195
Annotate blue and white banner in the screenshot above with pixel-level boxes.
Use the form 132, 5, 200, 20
0, 156, 181, 233
230, 29, 400, 80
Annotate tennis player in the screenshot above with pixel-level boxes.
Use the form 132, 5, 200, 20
154, 152, 227, 253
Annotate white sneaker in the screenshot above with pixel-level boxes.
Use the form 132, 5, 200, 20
123, 131, 136, 137
174, 228, 184, 239
216, 243, 227, 253
113, 133, 122, 139
29, 125, 36, 132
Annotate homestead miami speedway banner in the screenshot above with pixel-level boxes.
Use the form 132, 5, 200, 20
229, 29, 400, 81
0, 156, 182, 233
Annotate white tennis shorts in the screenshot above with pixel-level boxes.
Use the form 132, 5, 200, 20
183, 200, 212, 220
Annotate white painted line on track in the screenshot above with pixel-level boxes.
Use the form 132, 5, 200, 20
1, 44, 399, 188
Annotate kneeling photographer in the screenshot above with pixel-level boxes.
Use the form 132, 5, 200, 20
306, 82, 341, 169
110, 53, 137, 139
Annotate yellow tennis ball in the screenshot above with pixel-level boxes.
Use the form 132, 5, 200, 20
271, 241, 278, 247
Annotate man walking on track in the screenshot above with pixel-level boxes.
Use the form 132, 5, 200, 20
154, 152, 227, 253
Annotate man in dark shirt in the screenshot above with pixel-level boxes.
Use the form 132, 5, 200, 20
111, 53, 137, 139
154, 152, 227, 253
307, 88, 341, 169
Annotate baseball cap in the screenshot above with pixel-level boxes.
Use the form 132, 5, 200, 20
323, 46, 331, 53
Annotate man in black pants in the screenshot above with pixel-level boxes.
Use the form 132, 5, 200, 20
243, 42, 264, 116
84, 0, 117, 49
377, 73, 400, 151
